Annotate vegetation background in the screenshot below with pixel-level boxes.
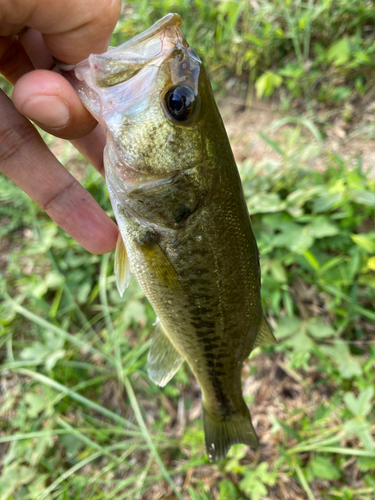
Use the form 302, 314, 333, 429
1, 0, 374, 499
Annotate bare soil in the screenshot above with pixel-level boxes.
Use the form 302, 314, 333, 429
220, 98, 375, 176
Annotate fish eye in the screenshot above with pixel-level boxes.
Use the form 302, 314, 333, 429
164, 85, 198, 122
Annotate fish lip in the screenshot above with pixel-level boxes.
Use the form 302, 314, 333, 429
125, 13, 184, 52
70, 13, 197, 93
53, 13, 184, 71
77, 13, 189, 72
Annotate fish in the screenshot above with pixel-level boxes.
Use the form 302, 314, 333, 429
64, 13, 276, 462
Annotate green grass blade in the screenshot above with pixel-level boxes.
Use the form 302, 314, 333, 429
36, 441, 137, 500
14, 369, 139, 432
99, 252, 124, 381
8, 298, 113, 363
312, 447, 375, 457
295, 464, 316, 500
123, 375, 183, 500
56, 417, 119, 460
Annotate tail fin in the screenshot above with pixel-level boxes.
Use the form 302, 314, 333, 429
203, 407, 259, 462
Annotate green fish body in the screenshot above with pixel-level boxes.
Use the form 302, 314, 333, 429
70, 13, 276, 461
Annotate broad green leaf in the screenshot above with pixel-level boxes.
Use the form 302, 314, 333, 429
77, 281, 92, 304
310, 456, 340, 479
357, 387, 374, 417
344, 392, 360, 416
226, 443, 248, 461
248, 192, 286, 214
331, 86, 351, 102
306, 319, 335, 338
326, 38, 351, 66
344, 418, 375, 452
321, 342, 363, 378
337, 356, 363, 379
256, 462, 276, 485
239, 470, 267, 499
218, 479, 238, 500
351, 233, 375, 253
353, 51, 371, 64
313, 191, 343, 213
358, 456, 375, 472
45, 349, 66, 371
357, 422, 375, 452
272, 223, 313, 251
255, 71, 282, 98
270, 261, 287, 283
292, 330, 314, 356
60, 434, 83, 456
306, 216, 339, 238
364, 473, 375, 488
45, 331, 64, 351
123, 300, 147, 327
0, 465, 36, 499
351, 190, 375, 207
279, 62, 304, 78
274, 316, 302, 339
20, 343, 50, 362
25, 393, 47, 418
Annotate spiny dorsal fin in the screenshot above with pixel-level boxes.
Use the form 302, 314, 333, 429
147, 319, 184, 387
114, 233, 131, 297
253, 316, 277, 350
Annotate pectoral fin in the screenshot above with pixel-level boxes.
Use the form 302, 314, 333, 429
136, 233, 180, 289
114, 234, 131, 297
252, 316, 277, 350
147, 319, 184, 387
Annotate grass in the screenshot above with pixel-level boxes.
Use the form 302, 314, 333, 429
117, 0, 375, 110
1, 126, 374, 499
1, 1, 375, 499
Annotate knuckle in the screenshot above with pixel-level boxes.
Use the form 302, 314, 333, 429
43, 179, 77, 212
94, 0, 121, 30
0, 116, 36, 166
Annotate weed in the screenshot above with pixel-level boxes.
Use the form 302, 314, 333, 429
0, 3, 375, 499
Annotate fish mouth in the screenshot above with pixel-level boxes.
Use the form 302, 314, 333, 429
120, 13, 185, 55
74, 13, 201, 89
68, 13, 202, 130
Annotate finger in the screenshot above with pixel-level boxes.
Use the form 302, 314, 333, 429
0, 89, 118, 254
0, 35, 34, 84
19, 28, 54, 70
0, 0, 121, 63
0, 30, 53, 86
13, 70, 98, 139
71, 124, 106, 176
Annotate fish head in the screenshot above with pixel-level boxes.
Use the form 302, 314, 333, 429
72, 13, 219, 176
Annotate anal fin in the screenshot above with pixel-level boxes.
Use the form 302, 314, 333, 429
115, 233, 131, 297
252, 316, 277, 350
147, 319, 184, 387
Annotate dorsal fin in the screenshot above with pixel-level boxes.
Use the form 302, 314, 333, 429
114, 234, 131, 297
147, 319, 184, 387
253, 316, 277, 350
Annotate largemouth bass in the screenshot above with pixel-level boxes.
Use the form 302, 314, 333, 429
66, 13, 276, 461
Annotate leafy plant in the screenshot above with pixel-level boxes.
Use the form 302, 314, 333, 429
0, 3, 375, 499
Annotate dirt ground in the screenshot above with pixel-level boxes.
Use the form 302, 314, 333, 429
220, 97, 375, 176
2, 97, 374, 500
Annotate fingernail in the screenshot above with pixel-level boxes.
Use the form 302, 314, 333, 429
22, 96, 70, 128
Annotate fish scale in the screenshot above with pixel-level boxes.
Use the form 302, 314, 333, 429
65, 13, 277, 461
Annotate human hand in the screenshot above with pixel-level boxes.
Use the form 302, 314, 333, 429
0, 0, 121, 253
